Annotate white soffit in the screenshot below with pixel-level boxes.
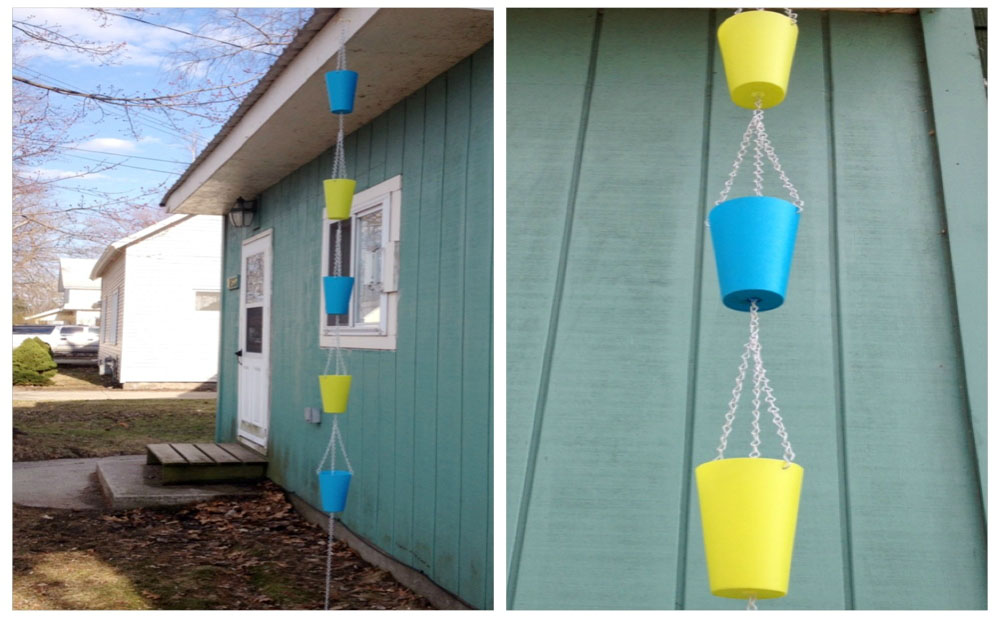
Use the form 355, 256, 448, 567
165, 7, 493, 216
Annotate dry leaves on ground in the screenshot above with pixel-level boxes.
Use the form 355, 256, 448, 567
14, 481, 434, 610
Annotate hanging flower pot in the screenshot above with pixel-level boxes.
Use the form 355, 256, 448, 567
318, 374, 352, 414
717, 10, 798, 109
323, 276, 355, 315
708, 196, 799, 312
318, 469, 352, 512
325, 70, 359, 114
324, 178, 356, 220
695, 457, 804, 599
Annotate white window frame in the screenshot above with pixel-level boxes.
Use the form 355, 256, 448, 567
319, 175, 401, 350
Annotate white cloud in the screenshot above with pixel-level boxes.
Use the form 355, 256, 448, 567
13, 7, 193, 70
77, 138, 137, 152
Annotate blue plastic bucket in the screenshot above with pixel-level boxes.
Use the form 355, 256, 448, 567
325, 70, 358, 114
708, 196, 799, 311
323, 276, 355, 315
319, 470, 352, 512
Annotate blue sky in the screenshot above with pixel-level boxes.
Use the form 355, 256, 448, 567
13, 7, 278, 211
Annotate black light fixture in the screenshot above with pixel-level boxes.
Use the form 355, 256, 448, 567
228, 197, 256, 228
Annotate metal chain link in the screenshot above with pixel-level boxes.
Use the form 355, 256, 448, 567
752, 97, 765, 197
709, 97, 805, 227
332, 414, 354, 473
338, 23, 347, 71
332, 222, 347, 375
714, 299, 796, 463
334, 222, 343, 276
331, 115, 347, 179
748, 300, 796, 463
316, 414, 337, 474
713, 106, 758, 209
733, 7, 798, 24
325, 512, 336, 610
748, 300, 763, 457
715, 333, 752, 459
758, 122, 804, 212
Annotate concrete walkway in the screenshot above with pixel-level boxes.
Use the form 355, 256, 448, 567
13, 455, 258, 511
13, 389, 216, 402
13, 455, 142, 509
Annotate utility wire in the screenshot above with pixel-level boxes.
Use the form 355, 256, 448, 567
93, 9, 281, 57
56, 152, 184, 175
19, 138, 191, 164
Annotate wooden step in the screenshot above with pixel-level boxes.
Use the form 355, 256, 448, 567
146, 442, 267, 484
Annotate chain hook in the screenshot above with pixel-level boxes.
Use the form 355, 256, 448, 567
733, 8, 798, 25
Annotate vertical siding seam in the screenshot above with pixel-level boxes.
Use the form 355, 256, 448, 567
673, 8, 716, 611
916, 9, 988, 527
431, 74, 447, 583
456, 54, 472, 602
506, 9, 604, 608
823, 12, 856, 610
390, 103, 406, 561
408, 90, 425, 570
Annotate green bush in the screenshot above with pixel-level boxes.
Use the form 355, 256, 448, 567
13, 337, 57, 386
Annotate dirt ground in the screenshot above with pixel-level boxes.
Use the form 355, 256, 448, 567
13, 399, 216, 461
13, 481, 434, 610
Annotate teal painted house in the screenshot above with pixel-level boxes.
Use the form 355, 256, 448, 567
507, 8, 985, 610
162, 9, 493, 609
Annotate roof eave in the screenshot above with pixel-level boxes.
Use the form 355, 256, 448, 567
162, 7, 493, 217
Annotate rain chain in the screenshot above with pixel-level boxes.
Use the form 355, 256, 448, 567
316, 31, 359, 610
694, 8, 806, 609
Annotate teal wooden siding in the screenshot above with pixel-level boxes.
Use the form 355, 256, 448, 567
507, 9, 985, 610
217, 43, 492, 609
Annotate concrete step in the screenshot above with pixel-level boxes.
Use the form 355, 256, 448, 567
97, 457, 260, 510
146, 442, 267, 484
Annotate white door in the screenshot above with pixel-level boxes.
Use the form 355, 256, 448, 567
237, 230, 272, 451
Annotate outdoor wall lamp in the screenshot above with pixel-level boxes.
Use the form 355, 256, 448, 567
228, 197, 257, 228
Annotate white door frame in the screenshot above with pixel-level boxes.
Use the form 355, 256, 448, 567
237, 229, 272, 452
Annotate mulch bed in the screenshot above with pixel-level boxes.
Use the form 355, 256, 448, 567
14, 481, 434, 610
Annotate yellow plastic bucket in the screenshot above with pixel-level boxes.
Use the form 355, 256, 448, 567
318, 374, 352, 414
717, 10, 798, 109
323, 178, 356, 220
695, 458, 804, 599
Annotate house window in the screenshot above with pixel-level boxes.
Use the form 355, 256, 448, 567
195, 290, 221, 311
104, 288, 119, 345
319, 175, 401, 350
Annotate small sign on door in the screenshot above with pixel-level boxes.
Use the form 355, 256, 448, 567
227, 275, 240, 290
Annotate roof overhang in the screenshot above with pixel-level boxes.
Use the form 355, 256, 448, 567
91, 213, 191, 279
162, 7, 493, 216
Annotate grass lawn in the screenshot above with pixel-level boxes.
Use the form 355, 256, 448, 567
13, 399, 216, 461
14, 484, 434, 610
47, 364, 116, 389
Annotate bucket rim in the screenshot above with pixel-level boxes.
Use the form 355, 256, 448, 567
718, 8, 798, 31
696, 457, 803, 472
319, 469, 354, 477
711, 195, 798, 212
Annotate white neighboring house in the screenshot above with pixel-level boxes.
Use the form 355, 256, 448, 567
24, 258, 102, 325
90, 214, 223, 389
